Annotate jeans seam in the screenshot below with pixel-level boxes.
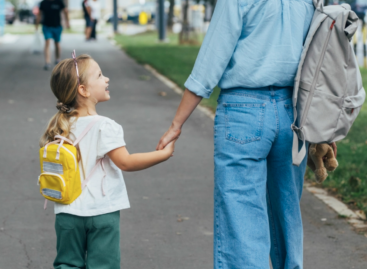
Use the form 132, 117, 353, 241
267, 188, 281, 269
214, 186, 223, 268
272, 100, 280, 141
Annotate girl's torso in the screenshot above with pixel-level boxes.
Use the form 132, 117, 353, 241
54, 116, 130, 217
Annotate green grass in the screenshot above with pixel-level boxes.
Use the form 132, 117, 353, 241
115, 31, 367, 215
114, 31, 220, 110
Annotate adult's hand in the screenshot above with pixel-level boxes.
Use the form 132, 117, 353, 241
156, 89, 203, 151
156, 124, 181, 150
330, 142, 337, 158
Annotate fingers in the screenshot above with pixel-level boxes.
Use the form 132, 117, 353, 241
334, 144, 337, 158
329, 142, 337, 158
156, 139, 163, 151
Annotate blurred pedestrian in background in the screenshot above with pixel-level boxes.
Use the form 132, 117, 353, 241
36, 0, 70, 70
82, 0, 92, 41
88, 0, 101, 41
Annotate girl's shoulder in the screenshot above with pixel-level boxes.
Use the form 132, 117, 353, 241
74, 115, 123, 133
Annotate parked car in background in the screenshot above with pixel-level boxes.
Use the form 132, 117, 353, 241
5, 1, 16, 25
106, 2, 156, 24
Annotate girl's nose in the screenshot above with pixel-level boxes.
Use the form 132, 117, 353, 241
106, 77, 110, 83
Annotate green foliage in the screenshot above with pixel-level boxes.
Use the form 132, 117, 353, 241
114, 32, 220, 110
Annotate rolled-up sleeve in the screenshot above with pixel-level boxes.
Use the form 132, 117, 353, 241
184, 0, 243, 98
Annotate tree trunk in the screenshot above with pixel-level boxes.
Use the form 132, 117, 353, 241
179, 0, 190, 43
168, 0, 175, 30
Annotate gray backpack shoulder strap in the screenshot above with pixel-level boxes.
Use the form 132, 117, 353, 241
292, 7, 328, 166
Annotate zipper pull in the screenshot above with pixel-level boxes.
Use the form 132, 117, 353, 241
330, 20, 336, 30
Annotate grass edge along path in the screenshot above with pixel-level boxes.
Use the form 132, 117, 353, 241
115, 31, 367, 218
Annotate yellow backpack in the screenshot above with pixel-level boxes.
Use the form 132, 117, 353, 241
38, 116, 103, 208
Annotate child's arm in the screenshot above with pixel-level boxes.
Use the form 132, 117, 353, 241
108, 141, 175, 172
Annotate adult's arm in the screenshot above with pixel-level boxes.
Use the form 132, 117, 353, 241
184, 0, 243, 98
63, 7, 70, 29
156, 89, 202, 150
35, 10, 42, 30
86, 5, 92, 19
157, 0, 243, 149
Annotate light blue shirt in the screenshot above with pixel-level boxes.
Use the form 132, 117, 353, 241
184, 0, 315, 98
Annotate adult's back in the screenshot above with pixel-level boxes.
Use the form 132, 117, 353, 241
184, 0, 315, 98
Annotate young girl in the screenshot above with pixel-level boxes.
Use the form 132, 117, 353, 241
40, 52, 175, 268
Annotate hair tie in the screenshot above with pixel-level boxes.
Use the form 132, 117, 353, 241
56, 101, 72, 113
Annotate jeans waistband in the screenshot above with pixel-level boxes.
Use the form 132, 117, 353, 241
220, 86, 293, 101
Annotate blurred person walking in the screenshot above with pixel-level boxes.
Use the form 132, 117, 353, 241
35, 0, 70, 70
88, 0, 101, 41
82, 0, 92, 40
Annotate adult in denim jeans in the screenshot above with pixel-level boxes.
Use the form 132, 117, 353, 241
158, 0, 322, 268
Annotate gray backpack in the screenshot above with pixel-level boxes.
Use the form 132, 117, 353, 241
292, 0, 366, 166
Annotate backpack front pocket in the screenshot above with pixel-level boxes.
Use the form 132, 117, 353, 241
39, 172, 66, 201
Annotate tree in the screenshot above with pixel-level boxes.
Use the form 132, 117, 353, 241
179, 0, 190, 44
179, 0, 217, 44
168, 0, 175, 30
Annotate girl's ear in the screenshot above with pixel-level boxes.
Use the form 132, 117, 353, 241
78, 85, 90, 98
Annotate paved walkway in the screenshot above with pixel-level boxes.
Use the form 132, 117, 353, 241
0, 34, 366, 269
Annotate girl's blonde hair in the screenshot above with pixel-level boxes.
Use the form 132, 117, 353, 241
40, 54, 93, 147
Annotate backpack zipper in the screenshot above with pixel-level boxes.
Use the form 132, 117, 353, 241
43, 145, 77, 171
300, 20, 335, 128
39, 172, 66, 187
60, 146, 77, 171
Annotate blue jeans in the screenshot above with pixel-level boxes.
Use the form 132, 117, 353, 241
214, 86, 308, 269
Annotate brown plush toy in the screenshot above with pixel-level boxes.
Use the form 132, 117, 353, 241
307, 143, 338, 183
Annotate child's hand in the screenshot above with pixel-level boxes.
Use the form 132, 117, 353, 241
162, 140, 176, 159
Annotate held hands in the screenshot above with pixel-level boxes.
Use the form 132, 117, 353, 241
156, 123, 181, 151
162, 140, 176, 159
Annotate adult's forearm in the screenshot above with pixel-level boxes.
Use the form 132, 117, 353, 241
172, 89, 202, 129
64, 10, 70, 24
35, 14, 41, 28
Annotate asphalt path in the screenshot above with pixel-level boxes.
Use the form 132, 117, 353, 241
0, 34, 366, 269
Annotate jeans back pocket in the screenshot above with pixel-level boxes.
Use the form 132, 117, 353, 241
224, 103, 266, 144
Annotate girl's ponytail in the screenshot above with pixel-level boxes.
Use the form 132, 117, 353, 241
40, 54, 92, 147
40, 109, 79, 147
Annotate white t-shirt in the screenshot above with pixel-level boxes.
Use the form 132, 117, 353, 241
87, 0, 101, 20
54, 116, 130, 216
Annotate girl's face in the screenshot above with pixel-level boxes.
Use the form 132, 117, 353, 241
85, 60, 110, 103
